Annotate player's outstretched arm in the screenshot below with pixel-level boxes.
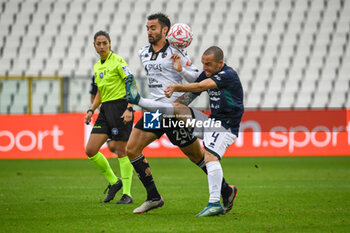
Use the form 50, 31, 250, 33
165, 78, 217, 98
176, 92, 199, 105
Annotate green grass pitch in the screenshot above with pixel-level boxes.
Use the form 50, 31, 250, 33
0, 157, 349, 233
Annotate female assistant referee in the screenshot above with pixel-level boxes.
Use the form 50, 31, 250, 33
85, 31, 134, 204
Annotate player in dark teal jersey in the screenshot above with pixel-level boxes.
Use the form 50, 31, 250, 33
126, 46, 243, 216
85, 31, 134, 204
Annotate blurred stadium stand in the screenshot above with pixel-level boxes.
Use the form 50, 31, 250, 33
0, 0, 349, 113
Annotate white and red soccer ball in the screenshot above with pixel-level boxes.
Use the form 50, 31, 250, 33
167, 23, 193, 49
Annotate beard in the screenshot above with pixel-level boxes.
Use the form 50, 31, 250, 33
149, 33, 162, 45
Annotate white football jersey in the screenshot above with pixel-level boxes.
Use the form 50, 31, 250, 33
138, 42, 199, 103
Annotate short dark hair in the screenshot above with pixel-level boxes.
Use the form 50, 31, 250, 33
94, 30, 111, 43
203, 46, 224, 62
147, 13, 171, 34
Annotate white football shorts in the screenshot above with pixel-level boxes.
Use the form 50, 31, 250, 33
190, 108, 237, 159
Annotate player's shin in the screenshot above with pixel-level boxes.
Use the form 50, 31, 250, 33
206, 161, 223, 203
196, 157, 231, 197
89, 152, 119, 185
130, 154, 161, 200
118, 156, 133, 196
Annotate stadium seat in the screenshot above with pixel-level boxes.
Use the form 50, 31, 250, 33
0, 58, 12, 75
10, 58, 29, 76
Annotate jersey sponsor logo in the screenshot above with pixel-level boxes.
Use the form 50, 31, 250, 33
210, 103, 220, 109
145, 64, 162, 72
148, 77, 159, 84
186, 60, 191, 66
149, 84, 163, 88
122, 66, 131, 76
148, 78, 163, 88
208, 90, 221, 96
210, 97, 220, 101
143, 110, 161, 129
148, 78, 162, 88
99, 72, 104, 78
144, 64, 163, 75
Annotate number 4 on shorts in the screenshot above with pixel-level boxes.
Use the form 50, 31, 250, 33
211, 132, 219, 142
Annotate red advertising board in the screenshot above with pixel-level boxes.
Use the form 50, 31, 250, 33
0, 109, 349, 159
231, 109, 349, 156
0, 114, 85, 159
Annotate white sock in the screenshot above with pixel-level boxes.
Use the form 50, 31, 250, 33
206, 161, 223, 203
139, 97, 174, 115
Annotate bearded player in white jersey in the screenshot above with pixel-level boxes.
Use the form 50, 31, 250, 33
126, 13, 236, 214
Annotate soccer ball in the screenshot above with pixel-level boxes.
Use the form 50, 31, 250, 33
167, 23, 193, 49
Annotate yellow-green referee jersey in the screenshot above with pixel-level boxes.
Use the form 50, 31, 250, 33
94, 51, 132, 103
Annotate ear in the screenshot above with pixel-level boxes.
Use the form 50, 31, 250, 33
162, 26, 169, 36
217, 59, 224, 69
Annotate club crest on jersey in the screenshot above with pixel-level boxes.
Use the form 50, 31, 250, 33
122, 66, 131, 75
99, 72, 103, 78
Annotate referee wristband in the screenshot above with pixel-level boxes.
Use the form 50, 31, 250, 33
87, 109, 94, 114
127, 107, 134, 112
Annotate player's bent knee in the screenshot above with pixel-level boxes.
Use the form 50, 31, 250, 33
125, 144, 140, 160
172, 102, 182, 108
204, 152, 219, 163
184, 151, 203, 163
85, 150, 96, 158
107, 144, 116, 153
85, 146, 98, 158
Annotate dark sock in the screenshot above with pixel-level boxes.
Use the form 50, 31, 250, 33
196, 158, 232, 197
221, 178, 233, 197
130, 154, 161, 200
196, 157, 207, 174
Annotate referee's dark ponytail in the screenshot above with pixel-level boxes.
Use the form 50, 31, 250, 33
94, 30, 111, 50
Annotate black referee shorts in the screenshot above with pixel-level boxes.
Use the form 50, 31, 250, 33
134, 116, 197, 147
91, 99, 133, 141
